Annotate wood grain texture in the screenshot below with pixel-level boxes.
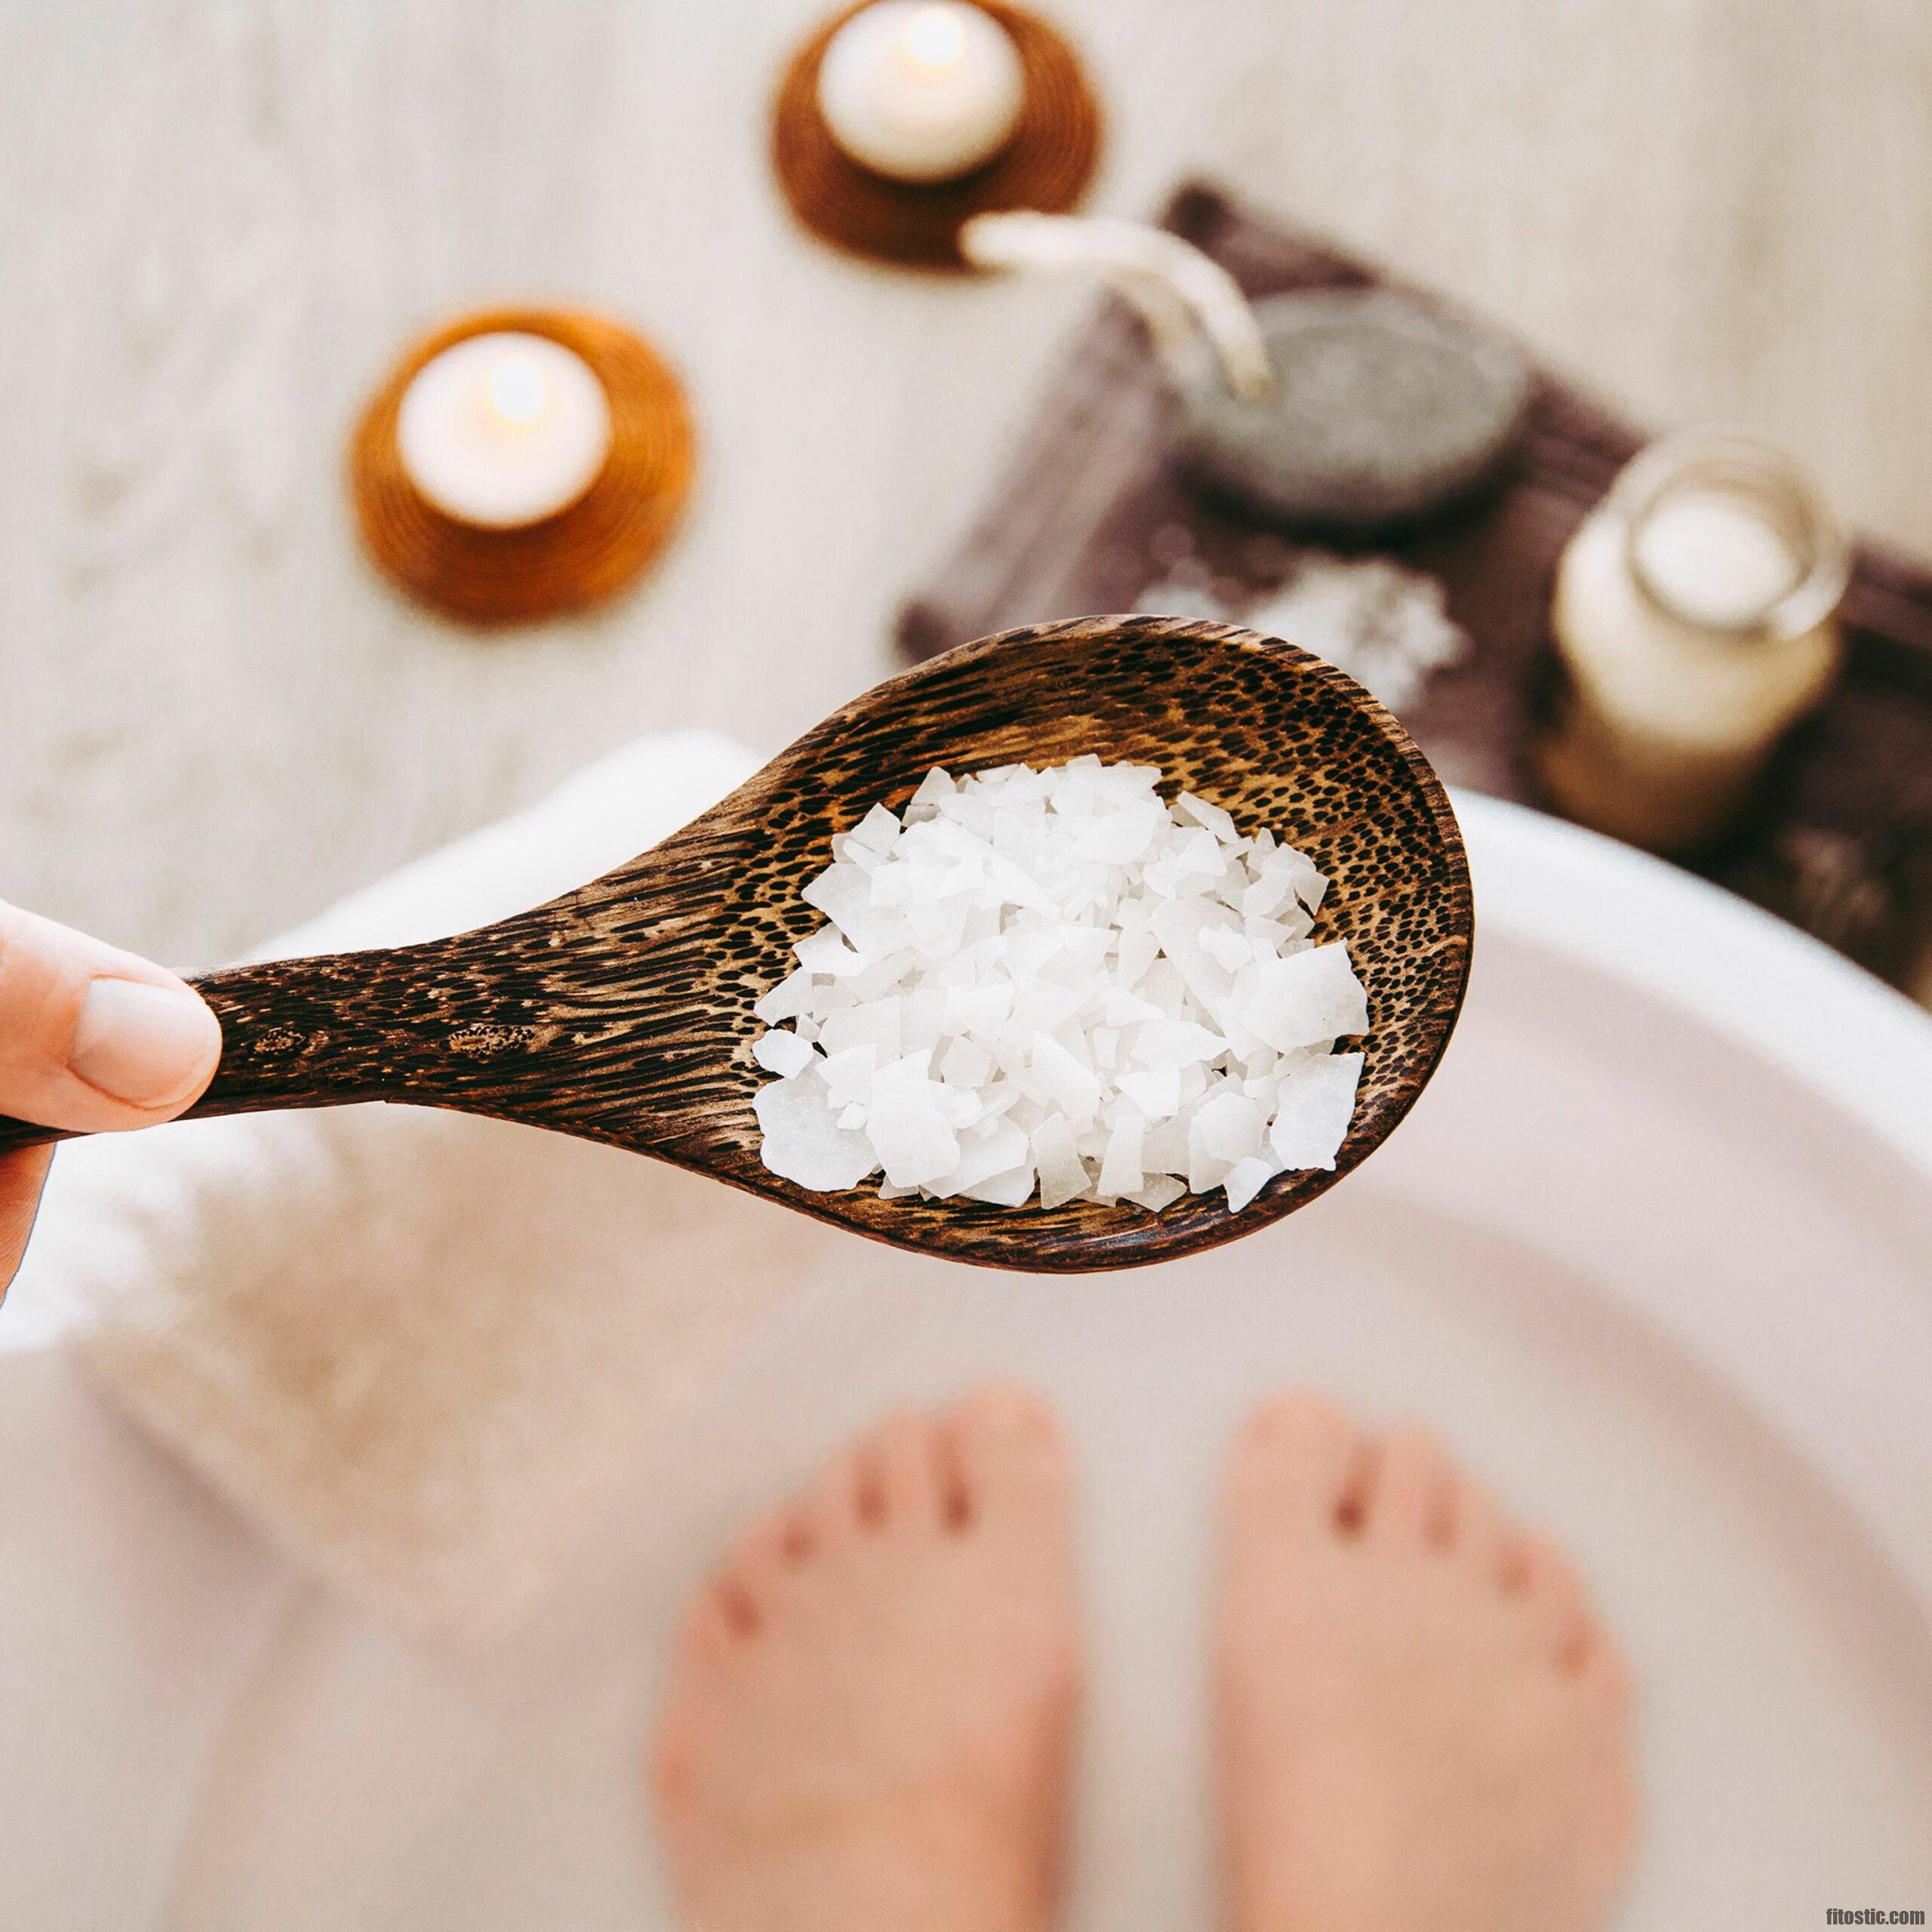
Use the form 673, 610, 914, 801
2, 0, 1927, 1003
771, 0, 1102, 269
0, 617, 1472, 1272
350, 306, 694, 626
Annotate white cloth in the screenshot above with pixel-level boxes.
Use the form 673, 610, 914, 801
7, 732, 823, 1641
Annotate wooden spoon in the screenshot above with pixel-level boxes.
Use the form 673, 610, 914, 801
0, 616, 1472, 1272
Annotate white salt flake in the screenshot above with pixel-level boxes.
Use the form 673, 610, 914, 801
1102, 986, 1162, 1027
964, 1164, 1037, 1206
1032, 1032, 1103, 1124
1116, 1066, 1183, 1119
1115, 927, 1161, 989
1131, 1017, 1230, 1069
1199, 924, 1258, 974
849, 801, 903, 854
754, 1067, 878, 1192
804, 863, 906, 955
820, 1044, 878, 1111
1177, 790, 1240, 842
1031, 1116, 1091, 1210
940, 1118, 1031, 1196
752, 1029, 817, 1078
1096, 1112, 1147, 1201
1151, 897, 1240, 1013
754, 968, 816, 1024
1128, 1173, 1188, 1212
939, 1035, 994, 1087
867, 1050, 959, 1188
1269, 1051, 1365, 1171
1194, 1089, 1269, 1163
819, 1000, 903, 1062
752, 760, 1367, 1216
1142, 1113, 1191, 1173
1245, 943, 1369, 1052
1223, 1155, 1277, 1213
794, 924, 869, 978
1188, 1089, 1266, 1192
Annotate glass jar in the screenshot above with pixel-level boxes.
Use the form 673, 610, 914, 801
1537, 429, 1850, 854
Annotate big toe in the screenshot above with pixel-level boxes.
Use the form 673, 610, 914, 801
856, 1408, 951, 1531
945, 1385, 1070, 1532
1226, 1392, 1365, 1537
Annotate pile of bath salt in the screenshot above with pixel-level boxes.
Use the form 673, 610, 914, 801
752, 758, 1367, 1214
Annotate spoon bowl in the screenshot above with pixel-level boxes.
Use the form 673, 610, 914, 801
0, 616, 1472, 1272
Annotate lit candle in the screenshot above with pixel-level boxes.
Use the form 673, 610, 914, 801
396, 331, 613, 528
817, 1, 1026, 183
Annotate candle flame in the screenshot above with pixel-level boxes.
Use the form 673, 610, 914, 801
902, 4, 968, 68
485, 353, 549, 428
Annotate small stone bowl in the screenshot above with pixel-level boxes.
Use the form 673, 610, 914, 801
1178, 288, 1533, 533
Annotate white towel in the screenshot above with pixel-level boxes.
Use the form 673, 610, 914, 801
8, 732, 824, 1641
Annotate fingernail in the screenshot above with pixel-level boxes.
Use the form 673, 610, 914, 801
69, 978, 221, 1109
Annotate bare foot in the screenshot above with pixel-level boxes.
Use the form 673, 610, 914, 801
652, 1388, 1079, 1932
1218, 1395, 1637, 1932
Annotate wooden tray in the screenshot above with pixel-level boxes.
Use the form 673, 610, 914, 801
897, 182, 1932, 996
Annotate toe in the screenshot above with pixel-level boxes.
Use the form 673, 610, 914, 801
804, 1443, 870, 1541
857, 1409, 948, 1531
728, 1510, 795, 1579
712, 1514, 791, 1631
1360, 1424, 1455, 1550
1226, 1392, 1365, 1537
678, 1579, 749, 1660
1505, 1529, 1595, 1668
712, 1566, 763, 1639
1577, 1629, 1635, 1709
1444, 1469, 1511, 1580
774, 1498, 817, 1565
946, 1384, 1069, 1531
650, 1709, 695, 1811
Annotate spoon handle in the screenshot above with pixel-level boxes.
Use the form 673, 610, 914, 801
0, 934, 554, 1156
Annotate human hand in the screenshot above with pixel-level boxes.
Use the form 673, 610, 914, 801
0, 901, 221, 1296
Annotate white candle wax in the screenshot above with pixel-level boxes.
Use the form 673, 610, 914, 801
397, 332, 613, 528
817, 1, 1026, 183
1632, 488, 1801, 629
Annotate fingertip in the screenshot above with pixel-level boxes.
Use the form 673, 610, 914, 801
0, 903, 222, 1132
69, 975, 222, 1118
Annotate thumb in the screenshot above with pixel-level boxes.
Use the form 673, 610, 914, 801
0, 900, 222, 1134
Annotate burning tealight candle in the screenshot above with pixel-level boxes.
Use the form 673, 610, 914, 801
396, 331, 613, 528
817, 0, 1026, 183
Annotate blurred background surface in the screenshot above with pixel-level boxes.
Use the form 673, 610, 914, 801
3, 0, 1930, 962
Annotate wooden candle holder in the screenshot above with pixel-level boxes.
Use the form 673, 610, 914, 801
350, 307, 695, 628
771, 1, 1103, 272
